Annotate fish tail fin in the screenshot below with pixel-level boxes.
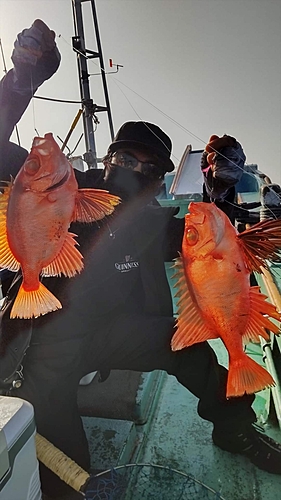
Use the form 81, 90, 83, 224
227, 354, 275, 398
10, 282, 62, 319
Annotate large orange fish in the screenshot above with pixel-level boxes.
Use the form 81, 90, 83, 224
171, 202, 281, 398
0, 133, 120, 319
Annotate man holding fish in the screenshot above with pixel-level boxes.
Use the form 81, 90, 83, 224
1, 20, 281, 500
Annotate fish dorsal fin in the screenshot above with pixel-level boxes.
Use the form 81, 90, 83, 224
0, 183, 20, 271
41, 232, 83, 278
73, 188, 121, 223
171, 254, 216, 351
237, 218, 281, 273
242, 286, 281, 344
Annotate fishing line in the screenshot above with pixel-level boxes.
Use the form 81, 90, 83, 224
112, 79, 180, 164
2, 31, 40, 138
58, 34, 259, 183
56, 34, 281, 218
30, 70, 40, 137
59, 33, 180, 166
63, 39, 237, 167
0, 37, 7, 73
111, 76, 250, 176
107, 83, 280, 219
2, 29, 276, 220
73, 40, 249, 173
111, 82, 279, 219
110, 77, 261, 202
0, 30, 272, 194
59, 35, 205, 149
0, 37, 21, 146
29, 33, 281, 219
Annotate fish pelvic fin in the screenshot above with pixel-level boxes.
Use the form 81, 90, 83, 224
243, 286, 281, 344
42, 232, 84, 278
0, 183, 20, 271
73, 189, 121, 223
237, 218, 281, 273
171, 254, 215, 351
10, 282, 62, 319
226, 353, 275, 398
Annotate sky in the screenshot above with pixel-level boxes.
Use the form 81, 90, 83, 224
0, 0, 280, 185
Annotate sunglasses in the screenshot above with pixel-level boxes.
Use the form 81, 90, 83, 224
113, 152, 165, 181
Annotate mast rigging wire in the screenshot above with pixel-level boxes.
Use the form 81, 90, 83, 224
55, 34, 254, 182
1, 31, 278, 218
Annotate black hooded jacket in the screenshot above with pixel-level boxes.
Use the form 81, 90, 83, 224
34, 168, 184, 327
0, 63, 184, 325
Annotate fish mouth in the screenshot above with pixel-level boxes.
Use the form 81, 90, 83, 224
44, 171, 70, 192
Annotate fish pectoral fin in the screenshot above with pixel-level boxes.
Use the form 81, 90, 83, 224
0, 183, 20, 271
73, 189, 121, 223
227, 354, 275, 398
171, 255, 215, 351
10, 282, 62, 319
243, 286, 281, 344
237, 218, 281, 273
42, 232, 84, 278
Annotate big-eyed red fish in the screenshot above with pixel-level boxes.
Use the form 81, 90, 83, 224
171, 202, 281, 398
0, 133, 120, 319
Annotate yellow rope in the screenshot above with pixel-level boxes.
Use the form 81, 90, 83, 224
261, 267, 281, 313
36, 433, 89, 494
61, 108, 83, 152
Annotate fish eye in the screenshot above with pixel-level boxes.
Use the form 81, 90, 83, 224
24, 159, 40, 175
185, 226, 199, 245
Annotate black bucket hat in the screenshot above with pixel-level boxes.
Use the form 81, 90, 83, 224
107, 121, 175, 173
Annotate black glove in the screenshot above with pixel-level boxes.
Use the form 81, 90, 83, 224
11, 19, 61, 94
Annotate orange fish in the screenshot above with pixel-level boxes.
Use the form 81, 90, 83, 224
0, 133, 120, 319
171, 202, 281, 398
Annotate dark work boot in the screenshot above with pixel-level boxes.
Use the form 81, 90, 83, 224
212, 423, 281, 474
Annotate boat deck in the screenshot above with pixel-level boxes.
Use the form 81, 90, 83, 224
79, 262, 281, 500
82, 356, 281, 499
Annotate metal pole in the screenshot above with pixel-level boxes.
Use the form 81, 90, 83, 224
261, 339, 281, 430
90, 0, 115, 140
260, 269, 281, 429
72, 0, 97, 166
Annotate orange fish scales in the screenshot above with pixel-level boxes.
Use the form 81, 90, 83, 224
0, 133, 120, 319
171, 202, 281, 398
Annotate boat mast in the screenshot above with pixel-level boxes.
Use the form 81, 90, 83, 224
72, 0, 114, 168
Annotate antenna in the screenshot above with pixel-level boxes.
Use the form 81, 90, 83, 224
72, 0, 115, 168
89, 59, 123, 75
108, 59, 123, 73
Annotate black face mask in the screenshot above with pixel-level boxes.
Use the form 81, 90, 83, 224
103, 165, 161, 202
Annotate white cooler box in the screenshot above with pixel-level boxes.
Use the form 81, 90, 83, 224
0, 396, 42, 500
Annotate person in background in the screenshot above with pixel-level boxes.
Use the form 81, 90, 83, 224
1, 21, 281, 500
